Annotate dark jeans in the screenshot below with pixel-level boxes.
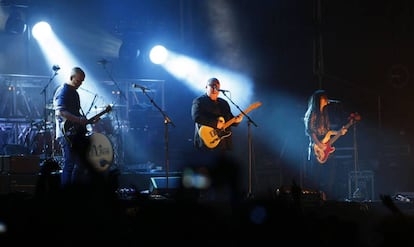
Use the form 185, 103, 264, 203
306, 154, 340, 200
58, 136, 91, 187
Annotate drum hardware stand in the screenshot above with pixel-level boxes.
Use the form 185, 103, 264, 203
5, 84, 33, 144
98, 60, 128, 169
138, 86, 175, 196
40, 65, 59, 160
220, 91, 258, 200
85, 94, 98, 116
99, 59, 127, 102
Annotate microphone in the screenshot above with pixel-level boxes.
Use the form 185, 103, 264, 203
132, 83, 149, 90
328, 99, 341, 103
213, 85, 230, 93
52, 65, 60, 72
97, 59, 108, 65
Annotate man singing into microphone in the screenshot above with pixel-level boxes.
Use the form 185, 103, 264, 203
191, 77, 243, 151
190, 77, 243, 203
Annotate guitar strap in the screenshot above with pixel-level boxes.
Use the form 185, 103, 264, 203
194, 123, 201, 147
307, 140, 312, 161
307, 134, 321, 161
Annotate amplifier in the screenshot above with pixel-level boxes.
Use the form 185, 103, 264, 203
0, 155, 40, 174
348, 170, 375, 201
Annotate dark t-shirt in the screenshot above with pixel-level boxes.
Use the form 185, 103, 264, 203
191, 94, 237, 151
53, 83, 81, 139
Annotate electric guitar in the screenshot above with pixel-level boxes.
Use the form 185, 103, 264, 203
313, 112, 361, 164
199, 101, 262, 149
62, 104, 112, 141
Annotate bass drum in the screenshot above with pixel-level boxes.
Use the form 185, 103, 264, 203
21, 128, 61, 156
87, 132, 114, 172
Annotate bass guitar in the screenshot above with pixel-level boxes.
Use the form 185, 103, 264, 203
62, 104, 112, 141
199, 101, 262, 149
313, 112, 361, 164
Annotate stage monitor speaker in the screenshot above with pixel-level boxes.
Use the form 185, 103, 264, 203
348, 170, 375, 201
149, 176, 182, 195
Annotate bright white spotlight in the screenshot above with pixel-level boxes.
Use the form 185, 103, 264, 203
32, 21, 52, 40
149, 45, 168, 65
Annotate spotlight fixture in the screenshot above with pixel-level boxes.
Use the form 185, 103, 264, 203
118, 32, 142, 61
119, 40, 140, 61
5, 10, 27, 35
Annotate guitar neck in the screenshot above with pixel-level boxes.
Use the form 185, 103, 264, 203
221, 102, 262, 130
90, 111, 107, 121
222, 110, 250, 129
223, 116, 238, 130
88, 106, 111, 121
329, 121, 354, 145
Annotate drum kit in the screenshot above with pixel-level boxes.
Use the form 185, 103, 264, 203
18, 104, 60, 157
19, 120, 59, 156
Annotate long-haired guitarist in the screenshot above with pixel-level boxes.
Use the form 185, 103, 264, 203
303, 89, 348, 200
53, 67, 102, 188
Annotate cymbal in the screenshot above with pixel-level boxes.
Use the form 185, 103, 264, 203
93, 105, 126, 112
96, 104, 126, 108
45, 104, 54, 110
112, 104, 127, 108
93, 106, 108, 111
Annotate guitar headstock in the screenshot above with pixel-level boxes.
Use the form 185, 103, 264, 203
106, 104, 113, 113
348, 112, 361, 122
249, 101, 263, 111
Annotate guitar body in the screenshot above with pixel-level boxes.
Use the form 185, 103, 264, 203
313, 143, 335, 164
312, 112, 361, 164
63, 120, 87, 138
199, 125, 232, 149
62, 105, 112, 145
198, 101, 262, 149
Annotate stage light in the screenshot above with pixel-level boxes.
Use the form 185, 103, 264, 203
31, 21, 52, 40
149, 45, 168, 65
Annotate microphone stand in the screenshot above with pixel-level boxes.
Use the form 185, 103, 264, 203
140, 87, 175, 196
351, 123, 362, 200
220, 91, 258, 199
40, 69, 58, 160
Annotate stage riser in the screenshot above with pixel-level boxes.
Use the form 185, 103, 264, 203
0, 174, 38, 194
